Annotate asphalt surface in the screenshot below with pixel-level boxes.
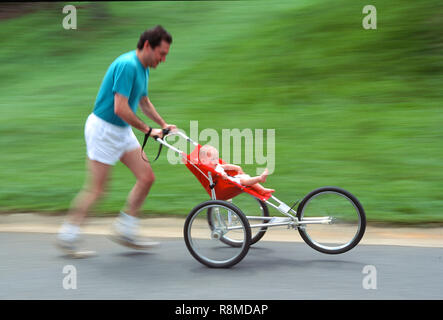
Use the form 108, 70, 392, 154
0, 232, 442, 300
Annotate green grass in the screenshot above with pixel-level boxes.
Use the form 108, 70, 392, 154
0, 0, 442, 224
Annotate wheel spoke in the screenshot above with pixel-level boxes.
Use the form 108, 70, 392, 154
217, 193, 269, 246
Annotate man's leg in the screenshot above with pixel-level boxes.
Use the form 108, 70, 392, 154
119, 147, 155, 217
57, 158, 111, 255
67, 158, 112, 225
109, 147, 159, 249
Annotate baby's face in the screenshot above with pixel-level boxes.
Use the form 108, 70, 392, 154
200, 147, 219, 168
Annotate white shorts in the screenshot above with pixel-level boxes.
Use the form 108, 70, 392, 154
84, 113, 140, 165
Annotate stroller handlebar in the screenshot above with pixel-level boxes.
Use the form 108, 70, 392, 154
151, 129, 198, 157
156, 130, 199, 147
152, 128, 171, 140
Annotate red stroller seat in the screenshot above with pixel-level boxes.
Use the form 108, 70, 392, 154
182, 145, 273, 202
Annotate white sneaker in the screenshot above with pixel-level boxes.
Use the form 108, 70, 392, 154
108, 226, 160, 250
55, 237, 96, 258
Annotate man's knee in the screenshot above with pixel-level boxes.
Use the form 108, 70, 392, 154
85, 186, 106, 200
138, 172, 155, 188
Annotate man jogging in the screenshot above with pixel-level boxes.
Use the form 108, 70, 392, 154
57, 25, 176, 256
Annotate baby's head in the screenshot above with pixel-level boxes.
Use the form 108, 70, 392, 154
199, 145, 219, 168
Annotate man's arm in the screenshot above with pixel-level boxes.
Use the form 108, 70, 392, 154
139, 96, 173, 130
114, 93, 162, 136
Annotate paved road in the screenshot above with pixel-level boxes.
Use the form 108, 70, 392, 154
0, 232, 442, 299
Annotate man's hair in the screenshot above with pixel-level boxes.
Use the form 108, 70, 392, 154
137, 25, 172, 50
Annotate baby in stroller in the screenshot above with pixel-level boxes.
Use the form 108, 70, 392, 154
199, 144, 275, 195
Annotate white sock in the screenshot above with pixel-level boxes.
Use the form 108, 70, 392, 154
58, 222, 80, 242
115, 211, 139, 238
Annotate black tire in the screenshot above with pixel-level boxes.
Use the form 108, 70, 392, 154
184, 200, 251, 268
296, 186, 366, 254
207, 198, 269, 247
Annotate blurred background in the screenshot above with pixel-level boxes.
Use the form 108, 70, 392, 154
0, 0, 442, 224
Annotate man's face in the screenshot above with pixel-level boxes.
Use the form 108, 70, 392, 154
146, 40, 170, 68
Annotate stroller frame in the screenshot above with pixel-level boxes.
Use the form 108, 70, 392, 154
151, 130, 366, 268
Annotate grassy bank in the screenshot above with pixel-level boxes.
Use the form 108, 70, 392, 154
0, 0, 442, 224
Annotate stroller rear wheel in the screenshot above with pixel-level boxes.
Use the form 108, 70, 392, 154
207, 195, 269, 247
184, 200, 251, 268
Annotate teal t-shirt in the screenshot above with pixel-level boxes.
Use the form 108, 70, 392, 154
93, 50, 149, 127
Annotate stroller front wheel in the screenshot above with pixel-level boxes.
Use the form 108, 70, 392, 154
296, 186, 366, 254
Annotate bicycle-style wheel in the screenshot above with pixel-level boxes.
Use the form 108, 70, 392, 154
296, 186, 366, 254
184, 200, 251, 268
207, 193, 269, 247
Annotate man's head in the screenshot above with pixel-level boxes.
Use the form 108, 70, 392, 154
137, 25, 172, 68
199, 145, 219, 168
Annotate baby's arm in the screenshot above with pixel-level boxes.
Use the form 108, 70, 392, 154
220, 164, 244, 174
